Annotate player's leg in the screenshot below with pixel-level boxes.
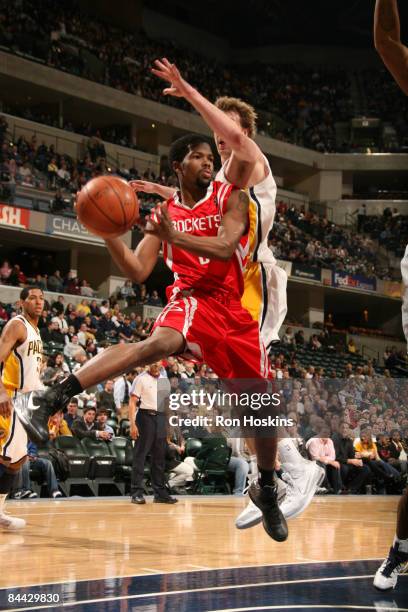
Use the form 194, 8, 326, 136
374, 490, 408, 590
0, 413, 27, 530
260, 262, 325, 515
18, 326, 185, 444
0, 465, 26, 531
225, 304, 288, 541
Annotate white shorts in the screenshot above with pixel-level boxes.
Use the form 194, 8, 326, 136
0, 408, 27, 466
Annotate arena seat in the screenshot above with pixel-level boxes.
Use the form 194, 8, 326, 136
107, 419, 119, 435
192, 445, 232, 495
119, 418, 130, 437
53, 436, 93, 496
80, 438, 121, 495
110, 437, 133, 494
185, 438, 203, 457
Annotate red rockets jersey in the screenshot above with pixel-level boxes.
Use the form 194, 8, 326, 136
162, 181, 248, 300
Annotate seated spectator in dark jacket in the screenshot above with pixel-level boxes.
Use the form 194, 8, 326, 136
377, 433, 406, 476
71, 405, 112, 440
294, 329, 305, 346
51, 294, 65, 315
119, 316, 134, 341
41, 320, 65, 344
89, 299, 102, 317
64, 398, 80, 430
147, 289, 163, 306
96, 407, 115, 438
390, 430, 408, 475
96, 380, 116, 415
332, 422, 371, 493
97, 312, 117, 338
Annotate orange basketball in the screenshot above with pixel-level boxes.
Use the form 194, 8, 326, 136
76, 175, 139, 238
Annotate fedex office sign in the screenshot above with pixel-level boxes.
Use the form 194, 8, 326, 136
0, 203, 30, 229
332, 271, 376, 292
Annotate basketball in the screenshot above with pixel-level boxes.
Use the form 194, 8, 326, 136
76, 175, 139, 238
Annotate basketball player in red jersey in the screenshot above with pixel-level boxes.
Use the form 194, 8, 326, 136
372, 0, 408, 590
30, 133, 287, 542
133, 58, 325, 529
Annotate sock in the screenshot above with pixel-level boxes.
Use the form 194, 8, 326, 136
258, 467, 275, 488
0, 494, 7, 515
278, 439, 305, 466
394, 534, 408, 554
58, 374, 83, 400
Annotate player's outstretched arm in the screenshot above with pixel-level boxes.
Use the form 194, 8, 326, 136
152, 59, 262, 167
105, 234, 161, 283
374, 0, 408, 95
145, 190, 248, 261
0, 319, 26, 417
130, 180, 174, 200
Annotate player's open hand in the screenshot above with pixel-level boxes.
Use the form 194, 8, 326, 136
151, 58, 193, 99
129, 180, 156, 194
144, 203, 176, 242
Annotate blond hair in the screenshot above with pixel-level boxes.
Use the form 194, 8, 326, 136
215, 96, 258, 139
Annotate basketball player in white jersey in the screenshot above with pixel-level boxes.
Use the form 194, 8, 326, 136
0, 286, 44, 530
373, 0, 408, 590
135, 58, 324, 528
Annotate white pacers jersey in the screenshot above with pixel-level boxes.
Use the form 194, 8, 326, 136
216, 155, 277, 264
1, 315, 44, 395
216, 156, 287, 346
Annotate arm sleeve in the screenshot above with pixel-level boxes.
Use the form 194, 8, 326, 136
131, 374, 143, 398
113, 379, 123, 408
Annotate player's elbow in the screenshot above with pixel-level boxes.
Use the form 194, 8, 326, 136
374, 37, 388, 57
233, 133, 258, 162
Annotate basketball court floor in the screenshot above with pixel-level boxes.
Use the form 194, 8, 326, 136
1, 495, 407, 611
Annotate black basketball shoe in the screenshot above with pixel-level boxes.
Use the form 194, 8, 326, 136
14, 387, 67, 445
248, 480, 289, 542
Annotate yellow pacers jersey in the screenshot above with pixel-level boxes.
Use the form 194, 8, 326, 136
216, 156, 287, 347
1, 315, 43, 396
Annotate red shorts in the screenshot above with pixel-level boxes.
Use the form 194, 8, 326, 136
152, 292, 269, 379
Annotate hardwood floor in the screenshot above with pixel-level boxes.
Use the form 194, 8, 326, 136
1, 495, 398, 590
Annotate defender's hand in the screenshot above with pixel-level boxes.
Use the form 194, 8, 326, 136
151, 58, 193, 99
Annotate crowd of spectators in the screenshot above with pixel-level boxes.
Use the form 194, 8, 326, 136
0, 115, 400, 282
10, 337, 408, 498
1, 0, 407, 153
0, 114, 170, 213
0, 260, 97, 297
1, 281, 408, 498
360, 207, 408, 260
271, 202, 393, 280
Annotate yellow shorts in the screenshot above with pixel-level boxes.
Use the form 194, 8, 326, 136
242, 261, 287, 348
